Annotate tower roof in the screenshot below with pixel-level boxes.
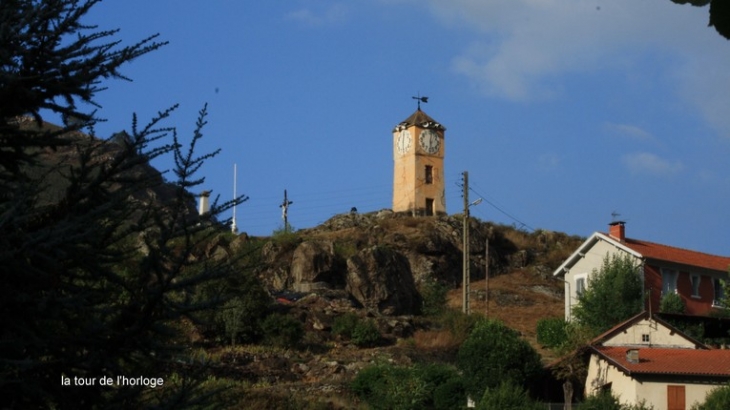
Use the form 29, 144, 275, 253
393, 109, 445, 132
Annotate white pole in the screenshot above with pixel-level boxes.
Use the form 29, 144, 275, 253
231, 163, 238, 234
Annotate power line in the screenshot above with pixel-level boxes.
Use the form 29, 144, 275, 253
467, 183, 535, 232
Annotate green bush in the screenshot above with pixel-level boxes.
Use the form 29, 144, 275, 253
457, 319, 544, 399
433, 377, 467, 410
332, 312, 360, 338
351, 363, 462, 410
477, 381, 544, 410
352, 319, 380, 347
692, 383, 730, 410
420, 279, 449, 316
660, 292, 685, 314
436, 308, 482, 342
573, 254, 643, 334
332, 313, 380, 347
577, 391, 622, 410
204, 271, 271, 345
271, 224, 300, 249
350, 364, 392, 409
576, 391, 654, 410
536, 317, 568, 348
261, 313, 304, 348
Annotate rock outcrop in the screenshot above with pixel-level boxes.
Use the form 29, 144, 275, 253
345, 246, 420, 315
248, 210, 583, 316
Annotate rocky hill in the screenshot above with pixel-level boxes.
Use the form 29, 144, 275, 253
251, 210, 581, 316
198, 210, 585, 408
18, 121, 585, 407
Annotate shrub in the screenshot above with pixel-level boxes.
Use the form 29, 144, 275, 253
332, 312, 360, 338
477, 381, 544, 410
692, 382, 730, 410
261, 313, 304, 348
457, 319, 544, 399
420, 279, 449, 316
660, 292, 685, 314
351, 362, 461, 410
350, 364, 391, 409
436, 308, 482, 343
352, 319, 380, 347
271, 225, 300, 249
204, 271, 271, 345
432, 377, 467, 410
573, 254, 643, 334
536, 317, 568, 348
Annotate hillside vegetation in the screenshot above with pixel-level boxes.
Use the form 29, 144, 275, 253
188, 210, 585, 408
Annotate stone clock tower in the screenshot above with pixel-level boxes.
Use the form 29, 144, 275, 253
392, 108, 446, 216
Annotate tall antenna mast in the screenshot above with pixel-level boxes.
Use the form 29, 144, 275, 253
231, 163, 238, 234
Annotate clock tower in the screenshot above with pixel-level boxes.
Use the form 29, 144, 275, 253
392, 108, 446, 216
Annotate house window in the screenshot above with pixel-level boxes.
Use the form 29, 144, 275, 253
690, 274, 701, 298
713, 278, 726, 307
642, 334, 650, 343
575, 275, 587, 298
425, 165, 433, 184
661, 269, 678, 295
425, 198, 434, 216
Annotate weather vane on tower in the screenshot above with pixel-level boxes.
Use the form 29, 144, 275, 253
412, 94, 428, 110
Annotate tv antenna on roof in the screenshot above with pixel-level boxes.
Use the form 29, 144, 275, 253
412, 94, 428, 110
611, 211, 621, 222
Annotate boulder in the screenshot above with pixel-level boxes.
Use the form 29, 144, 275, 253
291, 240, 343, 291
345, 246, 421, 315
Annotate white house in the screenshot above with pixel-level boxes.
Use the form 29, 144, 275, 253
583, 312, 730, 410
553, 222, 730, 321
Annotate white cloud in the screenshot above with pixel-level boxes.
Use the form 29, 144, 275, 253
405, 0, 730, 134
603, 122, 655, 142
621, 152, 683, 176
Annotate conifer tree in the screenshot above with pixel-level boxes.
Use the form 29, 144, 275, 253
1, 1, 249, 407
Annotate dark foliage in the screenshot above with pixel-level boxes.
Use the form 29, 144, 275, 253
669, 0, 730, 40
350, 362, 463, 410
456, 319, 544, 401
536, 317, 569, 348
0, 1, 247, 408
691, 382, 730, 410
572, 254, 643, 334
260, 313, 304, 349
476, 381, 544, 410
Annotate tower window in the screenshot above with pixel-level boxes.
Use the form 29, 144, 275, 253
425, 198, 434, 216
425, 165, 433, 184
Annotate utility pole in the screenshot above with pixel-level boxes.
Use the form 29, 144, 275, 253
462, 171, 470, 314
280, 189, 293, 233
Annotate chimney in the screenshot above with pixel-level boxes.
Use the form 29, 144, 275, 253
626, 349, 639, 364
609, 221, 625, 242
198, 190, 211, 215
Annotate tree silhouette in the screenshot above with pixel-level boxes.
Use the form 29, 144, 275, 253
1, 1, 248, 407
670, 0, 730, 40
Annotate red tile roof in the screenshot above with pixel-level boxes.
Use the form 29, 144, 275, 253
594, 346, 730, 377
609, 235, 730, 272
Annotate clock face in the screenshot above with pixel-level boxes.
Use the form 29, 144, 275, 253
396, 130, 412, 155
419, 129, 440, 154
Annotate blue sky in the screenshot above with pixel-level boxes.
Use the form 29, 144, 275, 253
77, 1, 730, 256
